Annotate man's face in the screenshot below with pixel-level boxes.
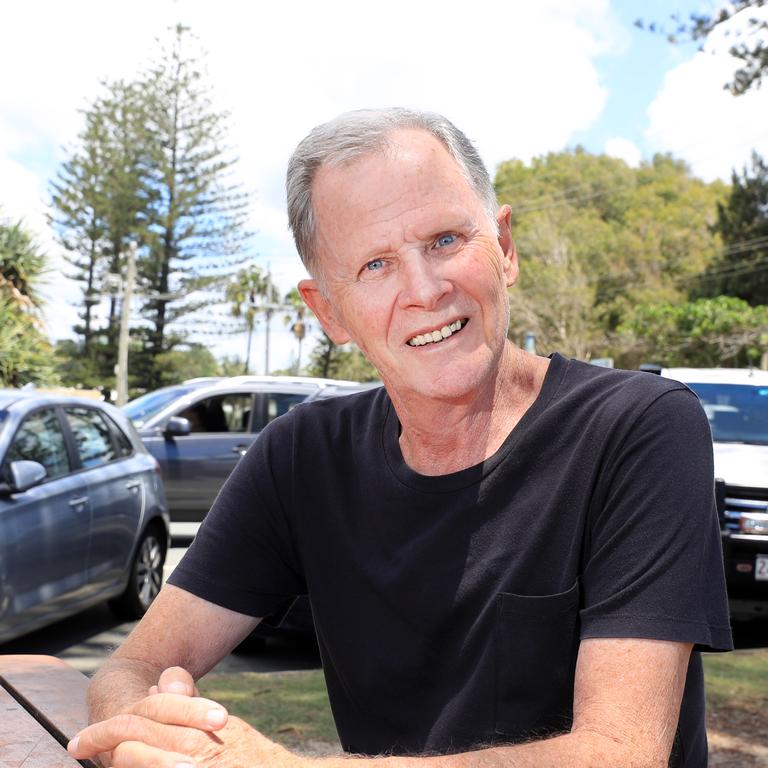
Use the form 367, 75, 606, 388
299, 129, 518, 403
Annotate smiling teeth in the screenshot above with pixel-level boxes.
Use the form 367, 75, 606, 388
408, 320, 465, 346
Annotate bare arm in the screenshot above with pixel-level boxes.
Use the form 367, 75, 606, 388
360, 637, 692, 768
74, 635, 692, 768
88, 583, 261, 722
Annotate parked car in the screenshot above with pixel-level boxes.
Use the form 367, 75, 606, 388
0, 389, 169, 644
123, 376, 376, 540
655, 366, 768, 620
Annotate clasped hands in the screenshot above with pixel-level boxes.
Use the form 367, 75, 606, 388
68, 666, 306, 768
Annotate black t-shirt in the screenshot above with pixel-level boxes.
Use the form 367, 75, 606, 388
169, 354, 733, 765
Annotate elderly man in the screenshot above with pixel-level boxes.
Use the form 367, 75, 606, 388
71, 108, 732, 768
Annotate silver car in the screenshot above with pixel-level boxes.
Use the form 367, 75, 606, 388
124, 376, 376, 539
0, 390, 169, 643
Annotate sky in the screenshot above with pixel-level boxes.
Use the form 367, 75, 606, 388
1, 0, 767, 375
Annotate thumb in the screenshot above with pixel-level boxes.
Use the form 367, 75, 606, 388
156, 666, 199, 697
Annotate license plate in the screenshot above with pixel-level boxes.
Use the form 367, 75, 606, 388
757, 555, 768, 581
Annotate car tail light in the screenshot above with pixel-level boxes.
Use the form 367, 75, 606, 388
739, 513, 768, 535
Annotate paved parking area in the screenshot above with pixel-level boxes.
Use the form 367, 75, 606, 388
0, 547, 321, 677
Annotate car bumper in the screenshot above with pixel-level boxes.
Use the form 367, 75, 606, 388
722, 532, 768, 617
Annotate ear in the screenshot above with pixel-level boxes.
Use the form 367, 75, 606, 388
496, 204, 519, 288
298, 279, 352, 344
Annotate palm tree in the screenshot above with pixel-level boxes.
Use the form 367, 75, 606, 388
0, 219, 47, 312
0, 218, 57, 386
225, 265, 279, 374
283, 287, 309, 374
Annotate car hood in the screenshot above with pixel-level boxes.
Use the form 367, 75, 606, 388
713, 441, 768, 489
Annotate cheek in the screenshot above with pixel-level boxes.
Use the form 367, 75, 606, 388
337, 287, 397, 343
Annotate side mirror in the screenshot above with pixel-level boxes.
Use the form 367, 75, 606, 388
0, 460, 47, 496
164, 416, 191, 438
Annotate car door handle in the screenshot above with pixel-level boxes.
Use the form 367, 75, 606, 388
231, 445, 249, 456
125, 480, 142, 491
68, 496, 89, 507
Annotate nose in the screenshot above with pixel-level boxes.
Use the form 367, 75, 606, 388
396, 254, 452, 310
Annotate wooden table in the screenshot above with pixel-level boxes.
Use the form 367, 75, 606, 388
0, 655, 96, 768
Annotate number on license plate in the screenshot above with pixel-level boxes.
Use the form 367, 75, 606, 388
757, 555, 768, 581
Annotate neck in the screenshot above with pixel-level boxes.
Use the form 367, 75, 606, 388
389, 344, 550, 476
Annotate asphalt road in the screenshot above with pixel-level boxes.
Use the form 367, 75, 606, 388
0, 547, 322, 677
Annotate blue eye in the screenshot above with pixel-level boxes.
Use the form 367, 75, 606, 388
366, 259, 384, 271
436, 233, 456, 247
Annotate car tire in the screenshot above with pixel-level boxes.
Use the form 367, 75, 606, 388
109, 524, 167, 619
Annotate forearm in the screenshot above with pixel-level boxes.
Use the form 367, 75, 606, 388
87, 655, 167, 722
321, 730, 660, 768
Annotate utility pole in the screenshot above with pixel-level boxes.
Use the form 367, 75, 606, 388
264, 265, 274, 375
115, 242, 137, 406
264, 305, 273, 375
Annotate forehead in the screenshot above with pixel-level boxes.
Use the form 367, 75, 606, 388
311, 129, 481, 240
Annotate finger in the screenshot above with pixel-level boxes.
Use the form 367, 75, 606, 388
133, 693, 228, 731
111, 740, 196, 768
68, 714, 204, 758
157, 666, 199, 697
149, 685, 160, 696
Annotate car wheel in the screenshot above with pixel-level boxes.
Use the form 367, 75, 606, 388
109, 524, 166, 619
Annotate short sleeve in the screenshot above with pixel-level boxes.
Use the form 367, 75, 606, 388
579, 387, 733, 651
167, 415, 306, 618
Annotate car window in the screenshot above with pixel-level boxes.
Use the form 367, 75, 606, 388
266, 393, 307, 422
178, 394, 253, 433
104, 414, 135, 457
687, 382, 768, 445
5, 408, 71, 479
65, 407, 118, 468
123, 385, 198, 426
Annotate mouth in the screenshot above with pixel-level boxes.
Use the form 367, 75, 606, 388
407, 318, 468, 347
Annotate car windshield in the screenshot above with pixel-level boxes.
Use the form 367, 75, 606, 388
123, 386, 198, 427
687, 382, 768, 445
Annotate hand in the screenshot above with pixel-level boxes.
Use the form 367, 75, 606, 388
74, 665, 220, 768
149, 665, 201, 697
70, 692, 300, 768
68, 688, 304, 768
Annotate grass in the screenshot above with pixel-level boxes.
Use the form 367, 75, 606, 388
198, 669, 338, 749
703, 649, 768, 708
199, 650, 768, 753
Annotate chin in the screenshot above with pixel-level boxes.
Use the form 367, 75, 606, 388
400, 360, 497, 403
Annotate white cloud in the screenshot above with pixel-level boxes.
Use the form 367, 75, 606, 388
645, 6, 768, 181
604, 137, 642, 167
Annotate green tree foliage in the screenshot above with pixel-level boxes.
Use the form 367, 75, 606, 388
618, 296, 768, 368
49, 24, 252, 392
637, 1, 768, 95
696, 152, 768, 304
51, 80, 151, 378
54, 339, 104, 391
495, 149, 726, 364
0, 219, 58, 386
153, 344, 220, 386
305, 334, 379, 381
690, 1, 768, 94
138, 25, 252, 381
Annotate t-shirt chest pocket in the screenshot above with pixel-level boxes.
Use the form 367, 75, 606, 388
494, 580, 580, 739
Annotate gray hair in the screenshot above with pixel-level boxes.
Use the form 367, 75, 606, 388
286, 107, 498, 278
